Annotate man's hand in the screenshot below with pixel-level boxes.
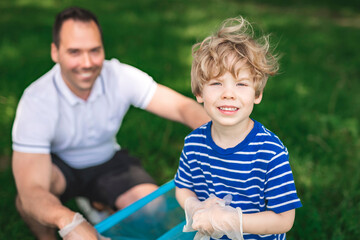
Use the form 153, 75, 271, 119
59, 213, 110, 240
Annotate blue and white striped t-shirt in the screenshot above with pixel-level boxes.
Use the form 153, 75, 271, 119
174, 120, 302, 240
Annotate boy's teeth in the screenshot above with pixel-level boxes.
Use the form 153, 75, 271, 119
219, 107, 237, 111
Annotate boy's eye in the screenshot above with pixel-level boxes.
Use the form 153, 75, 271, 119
237, 80, 250, 86
209, 82, 221, 86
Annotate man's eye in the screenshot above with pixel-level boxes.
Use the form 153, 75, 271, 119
69, 50, 79, 55
91, 48, 100, 53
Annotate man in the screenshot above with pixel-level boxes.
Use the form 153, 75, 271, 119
12, 7, 209, 240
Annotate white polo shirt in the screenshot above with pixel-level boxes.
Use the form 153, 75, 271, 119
12, 58, 157, 169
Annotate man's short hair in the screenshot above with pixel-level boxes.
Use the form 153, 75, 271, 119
53, 6, 103, 48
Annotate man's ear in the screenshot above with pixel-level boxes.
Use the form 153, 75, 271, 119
196, 94, 204, 104
254, 91, 263, 104
51, 43, 59, 63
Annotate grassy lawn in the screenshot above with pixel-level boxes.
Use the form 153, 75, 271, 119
1, 0, 359, 239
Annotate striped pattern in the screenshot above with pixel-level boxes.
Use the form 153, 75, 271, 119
175, 120, 302, 240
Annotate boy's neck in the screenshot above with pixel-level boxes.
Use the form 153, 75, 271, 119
211, 118, 254, 149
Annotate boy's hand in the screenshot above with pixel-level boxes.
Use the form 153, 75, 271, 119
192, 203, 225, 238
192, 203, 244, 240
183, 194, 224, 232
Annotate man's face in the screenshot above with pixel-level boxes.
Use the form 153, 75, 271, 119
51, 19, 105, 100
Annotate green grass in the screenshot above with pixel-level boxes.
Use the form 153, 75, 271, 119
1, 0, 359, 239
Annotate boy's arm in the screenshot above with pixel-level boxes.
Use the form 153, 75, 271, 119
242, 209, 295, 234
193, 206, 295, 236
175, 187, 197, 209
175, 187, 201, 232
175, 187, 296, 235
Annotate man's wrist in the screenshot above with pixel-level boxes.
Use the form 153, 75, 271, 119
56, 210, 77, 229
58, 213, 86, 237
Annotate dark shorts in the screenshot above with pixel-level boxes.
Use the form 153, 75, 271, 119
52, 149, 156, 209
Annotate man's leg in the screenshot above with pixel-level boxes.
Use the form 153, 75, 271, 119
15, 164, 66, 240
76, 197, 111, 224
89, 150, 158, 211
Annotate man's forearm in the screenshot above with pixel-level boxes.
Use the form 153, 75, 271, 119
145, 84, 210, 130
18, 187, 75, 229
18, 187, 103, 240
13, 151, 76, 230
179, 98, 210, 129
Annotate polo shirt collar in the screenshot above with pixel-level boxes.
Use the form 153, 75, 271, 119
54, 66, 104, 105
88, 75, 104, 103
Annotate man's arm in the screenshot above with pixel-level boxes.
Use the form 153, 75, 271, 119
146, 84, 210, 129
12, 151, 100, 239
12, 151, 73, 228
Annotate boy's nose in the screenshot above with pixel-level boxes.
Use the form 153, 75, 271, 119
221, 86, 236, 100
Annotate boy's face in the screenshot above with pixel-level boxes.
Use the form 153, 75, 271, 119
196, 68, 262, 128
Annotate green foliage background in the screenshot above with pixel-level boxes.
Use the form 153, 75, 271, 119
0, 0, 359, 239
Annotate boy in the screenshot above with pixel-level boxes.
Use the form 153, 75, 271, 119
174, 17, 302, 240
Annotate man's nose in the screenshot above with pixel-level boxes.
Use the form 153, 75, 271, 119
81, 53, 93, 68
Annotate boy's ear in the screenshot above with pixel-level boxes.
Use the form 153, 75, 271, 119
195, 94, 204, 103
254, 91, 263, 104
51, 43, 59, 63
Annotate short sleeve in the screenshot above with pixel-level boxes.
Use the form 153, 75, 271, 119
108, 59, 158, 109
12, 91, 57, 154
174, 147, 194, 190
264, 149, 302, 213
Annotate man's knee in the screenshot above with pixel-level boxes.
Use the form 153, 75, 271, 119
14, 194, 30, 216
15, 195, 25, 214
15, 195, 33, 222
15, 194, 34, 219
114, 183, 158, 209
50, 164, 66, 196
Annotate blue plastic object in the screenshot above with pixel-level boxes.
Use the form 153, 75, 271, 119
95, 180, 196, 239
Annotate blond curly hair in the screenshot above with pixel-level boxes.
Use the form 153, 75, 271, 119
191, 17, 279, 98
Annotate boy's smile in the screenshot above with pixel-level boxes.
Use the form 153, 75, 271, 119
218, 106, 239, 114
196, 69, 262, 130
